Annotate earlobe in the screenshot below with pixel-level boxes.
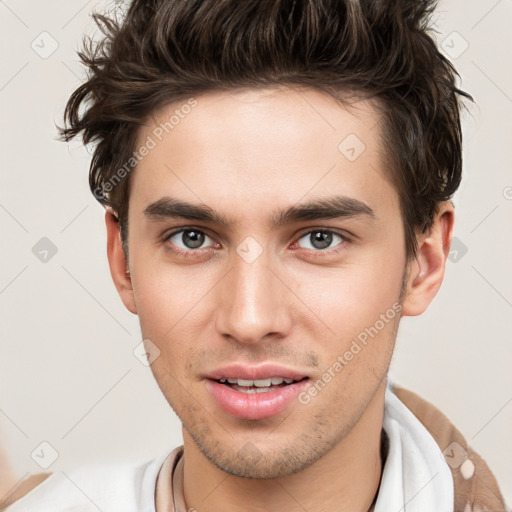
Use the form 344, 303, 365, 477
401, 203, 455, 316
105, 209, 138, 315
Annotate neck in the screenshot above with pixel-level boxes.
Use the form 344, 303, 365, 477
180, 382, 386, 512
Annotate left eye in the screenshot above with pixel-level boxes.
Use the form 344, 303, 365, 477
166, 229, 215, 251
296, 230, 344, 251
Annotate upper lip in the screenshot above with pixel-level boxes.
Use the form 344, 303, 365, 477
203, 363, 309, 381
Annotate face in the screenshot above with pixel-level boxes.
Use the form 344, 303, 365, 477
115, 87, 410, 478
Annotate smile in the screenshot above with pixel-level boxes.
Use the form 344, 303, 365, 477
206, 376, 309, 420
216, 376, 306, 394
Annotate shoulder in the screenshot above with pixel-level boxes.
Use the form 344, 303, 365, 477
1, 450, 174, 512
390, 384, 508, 512
1, 473, 51, 510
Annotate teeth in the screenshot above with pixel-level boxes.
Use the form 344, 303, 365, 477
219, 377, 298, 387
253, 378, 272, 387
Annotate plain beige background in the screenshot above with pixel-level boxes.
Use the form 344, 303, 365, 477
1, 0, 511, 507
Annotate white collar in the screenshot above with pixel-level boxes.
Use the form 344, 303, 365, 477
373, 384, 454, 511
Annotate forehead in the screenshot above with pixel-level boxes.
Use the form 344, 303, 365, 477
143, 86, 382, 150
129, 86, 397, 225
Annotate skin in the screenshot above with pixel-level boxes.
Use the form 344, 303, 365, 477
104, 86, 453, 512
0, 444, 17, 506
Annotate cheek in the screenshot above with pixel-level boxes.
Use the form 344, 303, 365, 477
132, 254, 204, 325
131, 261, 216, 365
296, 256, 404, 340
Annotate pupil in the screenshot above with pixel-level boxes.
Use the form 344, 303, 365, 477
183, 230, 204, 249
311, 231, 332, 249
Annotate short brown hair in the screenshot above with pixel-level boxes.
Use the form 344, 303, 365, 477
60, 0, 472, 258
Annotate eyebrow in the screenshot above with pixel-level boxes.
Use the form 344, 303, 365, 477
143, 195, 375, 228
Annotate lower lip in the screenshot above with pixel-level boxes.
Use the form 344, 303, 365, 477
205, 379, 309, 420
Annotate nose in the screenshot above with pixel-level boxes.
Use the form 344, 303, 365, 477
214, 247, 293, 345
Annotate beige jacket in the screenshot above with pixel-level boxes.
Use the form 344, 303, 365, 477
392, 386, 508, 512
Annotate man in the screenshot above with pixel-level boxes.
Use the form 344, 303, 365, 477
2, 0, 507, 511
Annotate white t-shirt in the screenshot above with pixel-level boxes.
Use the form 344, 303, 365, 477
5, 384, 454, 512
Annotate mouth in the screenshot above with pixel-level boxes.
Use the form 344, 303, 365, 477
204, 366, 310, 420
213, 376, 308, 394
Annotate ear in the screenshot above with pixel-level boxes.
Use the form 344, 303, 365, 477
401, 202, 455, 316
105, 209, 137, 315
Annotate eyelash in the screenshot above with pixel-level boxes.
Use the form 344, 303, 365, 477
162, 227, 350, 259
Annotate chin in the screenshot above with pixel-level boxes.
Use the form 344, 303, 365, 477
189, 426, 340, 480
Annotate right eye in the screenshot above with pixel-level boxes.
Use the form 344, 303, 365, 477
164, 228, 217, 253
